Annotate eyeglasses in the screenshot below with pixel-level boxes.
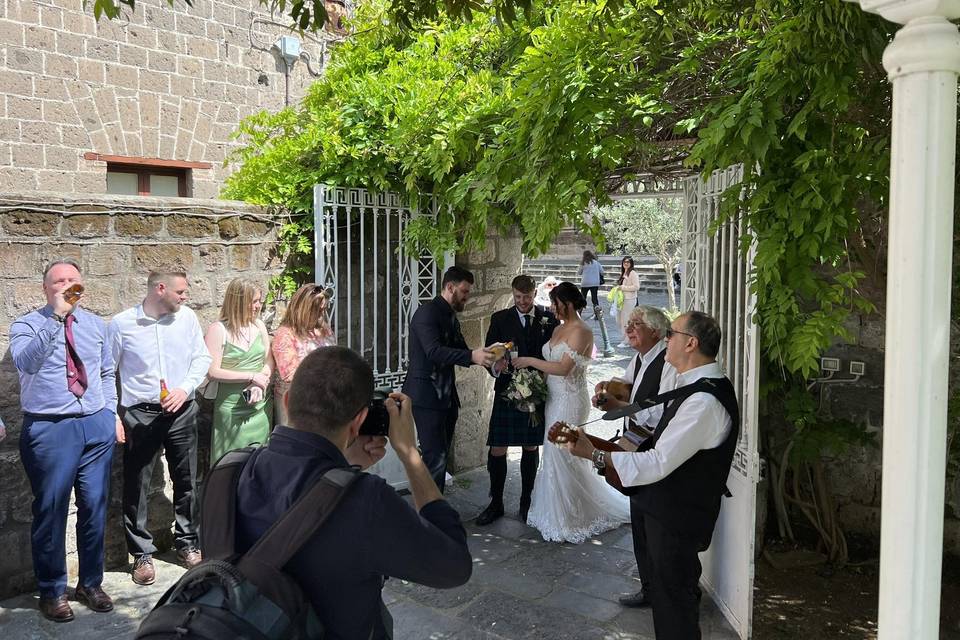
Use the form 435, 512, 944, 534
665, 328, 697, 341
626, 321, 650, 330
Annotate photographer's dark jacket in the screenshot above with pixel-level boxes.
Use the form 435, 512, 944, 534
402, 296, 472, 409
235, 426, 472, 640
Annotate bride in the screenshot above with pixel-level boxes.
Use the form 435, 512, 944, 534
512, 282, 630, 543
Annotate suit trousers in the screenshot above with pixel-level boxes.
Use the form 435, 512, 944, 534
630, 496, 652, 589
637, 512, 703, 640
413, 404, 458, 492
121, 401, 199, 557
19, 408, 116, 599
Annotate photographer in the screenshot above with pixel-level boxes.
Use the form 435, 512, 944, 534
234, 346, 472, 639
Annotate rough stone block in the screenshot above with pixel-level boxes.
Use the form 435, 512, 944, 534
7, 97, 43, 122
38, 243, 84, 266
36, 170, 73, 192
118, 44, 148, 68
0, 167, 37, 191
44, 146, 79, 172
0, 243, 38, 277
64, 211, 110, 237
148, 50, 176, 73
0, 19, 24, 46
217, 217, 240, 239
35, 77, 69, 101
0, 69, 33, 97
60, 125, 89, 148
1, 210, 59, 236
21, 121, 60, 146
0, 119, 20, 142
56, 31, 84, 56
167, 214, 217, 238
140, 70, 170, 94
11, 281, 47, 314
79, 277, 120, 317
86, 245, 127, 276
7, 47, 43, 74
199, 244, 227, 270
115, 213, 162, 237
133, 245, 194, 271
11, 144, 43, 169
86, 38, 119, 63
230, 245, 253, 270
72, 171, 106, 193
239, 219, 270, 237
44, 52, 78, 79
78, 58, 105, 84
111, 63, 140, 91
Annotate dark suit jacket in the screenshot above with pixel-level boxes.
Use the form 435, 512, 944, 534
484, 305, 557, 394
402, 296, 473, 409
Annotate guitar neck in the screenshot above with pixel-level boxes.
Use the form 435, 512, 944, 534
583, 433, 622, 453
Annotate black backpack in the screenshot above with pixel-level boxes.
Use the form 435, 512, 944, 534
136, 447, 360, 640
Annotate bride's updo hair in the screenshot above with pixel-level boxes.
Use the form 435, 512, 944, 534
549, 281, 586, 314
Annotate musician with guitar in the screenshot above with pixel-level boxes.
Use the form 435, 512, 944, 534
591, 306, 676, 609
552, 311, 739, 640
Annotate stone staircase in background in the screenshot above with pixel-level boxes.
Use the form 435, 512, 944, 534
522, 255, 669, 295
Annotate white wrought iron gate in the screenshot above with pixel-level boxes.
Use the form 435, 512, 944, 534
681, 165, 760, 639
314, 185, 444, 487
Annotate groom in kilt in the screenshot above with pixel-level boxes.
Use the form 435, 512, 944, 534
476, 275, 557, 525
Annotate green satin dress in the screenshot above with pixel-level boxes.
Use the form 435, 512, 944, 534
211, 333, 272, 464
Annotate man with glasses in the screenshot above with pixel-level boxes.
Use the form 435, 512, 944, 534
568, 311, 739, 640
591, 305, 676, 609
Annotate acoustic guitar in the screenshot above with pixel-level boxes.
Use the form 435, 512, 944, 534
546, 421, 630, 494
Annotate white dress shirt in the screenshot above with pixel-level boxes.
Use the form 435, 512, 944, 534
611, 361, 732, 487
622, 340, 677, 431
516, 307, 534, 328
109, 304, 212, 407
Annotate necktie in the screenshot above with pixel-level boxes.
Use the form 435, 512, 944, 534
522, 314, 529, 329
64, 314, 88, 397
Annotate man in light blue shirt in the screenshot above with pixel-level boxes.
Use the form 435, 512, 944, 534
10, 259, 121, 623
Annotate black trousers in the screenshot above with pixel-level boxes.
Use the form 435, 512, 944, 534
630, 497, 652, 589
580, 286, 600, 307
413, 404, 458, 492
121, 401, 199, 557
636, 512, 703, 640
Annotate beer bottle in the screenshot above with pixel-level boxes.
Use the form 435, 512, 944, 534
487, 341, 514, 361
160, 378, 170, 401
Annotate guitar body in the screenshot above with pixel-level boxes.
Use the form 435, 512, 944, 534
547, 421, 632, 495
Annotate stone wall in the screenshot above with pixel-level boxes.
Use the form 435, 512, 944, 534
451, 228, 525, 473
0, 0, 340, 197
0, 191, 283, 598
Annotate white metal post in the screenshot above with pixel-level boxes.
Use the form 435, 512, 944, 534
850, 1, 960, 637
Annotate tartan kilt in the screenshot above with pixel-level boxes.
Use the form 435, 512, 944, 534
487, 395, 545, 447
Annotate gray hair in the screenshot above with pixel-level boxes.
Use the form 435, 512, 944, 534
43, 258, 81, 281
630, 305, 670, 337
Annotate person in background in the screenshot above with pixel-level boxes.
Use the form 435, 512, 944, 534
271, 284, 336, 426
577, 250, 604, 317
110, 266, 211, 586
534, 275, 561, 309
205, 278, 274, 463
616, 256, 641, 347
11, 259, 121, 622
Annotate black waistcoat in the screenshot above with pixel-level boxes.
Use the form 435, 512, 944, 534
630, 376, 740, 548
631, 349, 666, 405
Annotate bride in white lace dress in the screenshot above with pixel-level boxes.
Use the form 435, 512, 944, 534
512, 282, 630, 543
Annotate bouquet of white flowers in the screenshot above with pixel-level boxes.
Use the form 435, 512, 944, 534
504, 368, 549, 426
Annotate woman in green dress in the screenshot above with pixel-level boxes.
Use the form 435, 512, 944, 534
204, 278, 274, 463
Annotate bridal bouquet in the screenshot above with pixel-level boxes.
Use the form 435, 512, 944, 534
504, 368, 549, 426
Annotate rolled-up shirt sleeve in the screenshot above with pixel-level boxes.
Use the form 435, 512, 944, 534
366, 485, 471, 589
181, 317, 212, 396
611, 392, 731, 487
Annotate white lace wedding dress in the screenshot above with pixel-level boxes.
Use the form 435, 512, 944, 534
526, 341, 631, 543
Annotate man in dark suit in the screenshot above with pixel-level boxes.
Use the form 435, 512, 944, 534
476, 275, 556, 525
402, 266, 496, 491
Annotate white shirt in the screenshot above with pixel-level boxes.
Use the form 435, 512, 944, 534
611, 361, 732, 487
516, 307, 533, 328
109, 304, 212, 407
622, 340, 677, 430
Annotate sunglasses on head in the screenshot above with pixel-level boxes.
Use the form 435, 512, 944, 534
312, 285, 334, 299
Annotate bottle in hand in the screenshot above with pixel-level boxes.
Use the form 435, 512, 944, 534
488, 341, 514, 361
159, 378, 169, 402
63, 284, 84, 305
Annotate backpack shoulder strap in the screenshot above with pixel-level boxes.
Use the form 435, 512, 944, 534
239, 466, 361, 571
200, 447, 259, 561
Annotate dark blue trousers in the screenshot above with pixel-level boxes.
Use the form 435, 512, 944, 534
19, 408, 115, 599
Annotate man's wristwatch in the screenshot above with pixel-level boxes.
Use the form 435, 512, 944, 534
591, 448, 606, 471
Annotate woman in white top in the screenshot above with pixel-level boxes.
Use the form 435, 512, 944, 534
616, 256, 640, 347
577, 250, 604, 311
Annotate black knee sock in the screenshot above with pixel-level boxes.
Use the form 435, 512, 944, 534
488, 452, 507, 507
520, 448, 539, 503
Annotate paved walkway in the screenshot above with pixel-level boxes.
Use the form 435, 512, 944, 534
0, 294, 740, 640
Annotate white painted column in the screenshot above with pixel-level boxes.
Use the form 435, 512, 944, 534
850, 1, 960, 637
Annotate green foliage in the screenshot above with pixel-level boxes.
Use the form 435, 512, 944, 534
225, 0, 892, 457
596, 199, 683, 309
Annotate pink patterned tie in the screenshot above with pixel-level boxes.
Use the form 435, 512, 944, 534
64, 314, 88, 397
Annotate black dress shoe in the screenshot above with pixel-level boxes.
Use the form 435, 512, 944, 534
618, 589, 652, 608
39, 595, 75, 622
75, 585, 114, 612
475, 503, 505, 526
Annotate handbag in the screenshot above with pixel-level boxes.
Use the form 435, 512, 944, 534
599, 269, 605, 286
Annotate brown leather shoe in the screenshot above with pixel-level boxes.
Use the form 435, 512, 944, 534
177, 547, 202, 568
132, 554, 156, 585
38, 595, 74, 622
74, 585, 114, 612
